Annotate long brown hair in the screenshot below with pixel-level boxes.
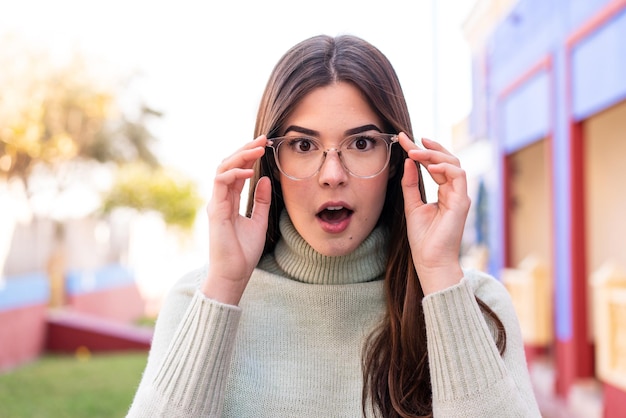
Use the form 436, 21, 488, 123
246, 34, 506, 418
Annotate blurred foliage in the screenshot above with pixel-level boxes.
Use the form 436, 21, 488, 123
102, 163, 202, 230
0, 35, 200, 229
0, 34, 159, 184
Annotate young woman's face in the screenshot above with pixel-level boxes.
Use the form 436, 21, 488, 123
278, 82, 390, 256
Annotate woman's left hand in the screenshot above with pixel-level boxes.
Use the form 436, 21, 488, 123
398, 132, 469, 295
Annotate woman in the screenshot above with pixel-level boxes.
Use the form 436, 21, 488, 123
127, 35, 541, 417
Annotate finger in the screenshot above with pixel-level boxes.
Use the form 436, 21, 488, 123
249, 176, 272, 226
426, 163, 468, 197
399, 133, 460, 168
212, 168, 255, 202
397, 132, 425, 151
217, 147, 265, 174
421, 137, 454, 154
407, 147, 460, 169
217, 135, 267, 174
423, 163, 470, 218
401, 158, 426, 211
398, 132, 453, 155
407, 148, 460, 169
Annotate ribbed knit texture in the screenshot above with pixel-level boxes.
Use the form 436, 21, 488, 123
127, 282, 242, 418
424, 281, 507, 400
127, 212, 541, 417
423, 276, 541, 416
274, 210, 388, 284
153, 292, 239, 415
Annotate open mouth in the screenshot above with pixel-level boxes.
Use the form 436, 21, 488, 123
316, 206, 354, 223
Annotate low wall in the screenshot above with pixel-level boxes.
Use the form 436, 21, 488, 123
46, 310, 152, 353
65, 264, 145, 322
0, 264, 148, 371
0, 273, 49, 371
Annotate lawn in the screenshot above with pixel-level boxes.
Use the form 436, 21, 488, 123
0, 351, 148, 418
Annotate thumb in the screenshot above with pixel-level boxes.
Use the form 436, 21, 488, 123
250, 176, 272, 226
401, 158, 425, 213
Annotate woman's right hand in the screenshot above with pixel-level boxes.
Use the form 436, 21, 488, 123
202, 135, 272, 305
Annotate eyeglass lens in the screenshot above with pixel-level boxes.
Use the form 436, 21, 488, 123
274, 134, 394, 179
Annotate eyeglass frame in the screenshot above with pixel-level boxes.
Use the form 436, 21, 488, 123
265, 132, 399, 180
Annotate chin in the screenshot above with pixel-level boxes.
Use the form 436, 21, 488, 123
312, 239, 359, 257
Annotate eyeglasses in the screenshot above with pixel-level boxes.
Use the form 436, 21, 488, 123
266, 133, 398, 180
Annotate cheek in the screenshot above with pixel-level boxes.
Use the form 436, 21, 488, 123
360, 177, 389, 220
374, 172, 390, 201
280, 179, 308, 211
373, 182, 389, 216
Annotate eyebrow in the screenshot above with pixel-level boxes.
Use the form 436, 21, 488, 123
282, 124, 382, 137
345, 124, 382, 135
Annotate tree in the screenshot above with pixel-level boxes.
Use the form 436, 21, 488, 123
102, 163, 202, 231
0, 35, 200, 229
0, 36, 160, 189
0, 35, 201, 281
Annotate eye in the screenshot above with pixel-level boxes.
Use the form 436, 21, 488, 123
287, 137, 318, 153
347, 135, 377, 151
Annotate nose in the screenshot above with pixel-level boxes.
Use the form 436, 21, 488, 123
318, 149, 348, 187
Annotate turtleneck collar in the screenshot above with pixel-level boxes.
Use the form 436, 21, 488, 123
272, 211, 389, 285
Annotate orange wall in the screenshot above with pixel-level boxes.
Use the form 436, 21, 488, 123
509, 139, 552, 268
584, 100, 626, 274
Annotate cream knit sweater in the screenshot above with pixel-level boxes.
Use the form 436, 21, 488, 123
127, 214, 541, 417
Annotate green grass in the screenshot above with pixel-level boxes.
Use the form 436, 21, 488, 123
0, 351, 148, 418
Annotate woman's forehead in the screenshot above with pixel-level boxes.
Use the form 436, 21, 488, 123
281, 82, 383, 137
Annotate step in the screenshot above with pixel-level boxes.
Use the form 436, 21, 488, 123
46, 309, 153, 353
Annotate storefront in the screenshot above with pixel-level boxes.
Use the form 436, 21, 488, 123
467, 0, 626, 415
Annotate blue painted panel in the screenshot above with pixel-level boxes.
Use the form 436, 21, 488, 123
552, 46, 573, 341
572, 8, 626, 120
0, 273, 49, 312
553, 154, 573, 340
502, 71, 551, 153
487, 161, 505, 277
568, 0, 614, 32
489, 0, 561, 94
65, 264, 135, 296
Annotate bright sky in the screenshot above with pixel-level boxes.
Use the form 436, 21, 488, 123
0, 0, 475, 198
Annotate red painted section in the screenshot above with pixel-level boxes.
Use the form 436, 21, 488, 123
569, 121, 595, 381
66, 284, 145, 323
566, 0, 626, 47
523, 344, 549, 365
0, 304, 47, 371
552, 123, 594, 398
604, 382, 626, 418
555, 339, 576, 396
46, 310, 152, 353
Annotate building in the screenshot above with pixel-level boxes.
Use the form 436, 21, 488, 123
461, 0, 626, 416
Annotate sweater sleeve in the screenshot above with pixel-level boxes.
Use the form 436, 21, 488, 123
126, 267, 242, 418
422, 270, 541, 417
